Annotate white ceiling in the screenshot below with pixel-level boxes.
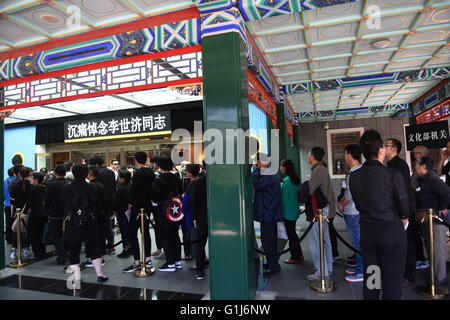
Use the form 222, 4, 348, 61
246, 0, 450, 121
0, 0, 196, 52
4, 87, 202, 124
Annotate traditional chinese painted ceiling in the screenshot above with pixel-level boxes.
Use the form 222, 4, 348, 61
0, 0, 198, 53
244, 0, 450, 122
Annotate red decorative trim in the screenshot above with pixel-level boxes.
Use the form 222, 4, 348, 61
286, 118, 294, 144
411, 78, 449, 106
247, 68, 277, 127
245, 29, 279, 93
0, 77, 202, 112
0, 7, 201, 61
415, 97, 450, 124
0, 45, 201, 87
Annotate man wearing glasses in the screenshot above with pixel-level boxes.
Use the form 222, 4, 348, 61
111, 159, 120, 181
385, 138, 416, 288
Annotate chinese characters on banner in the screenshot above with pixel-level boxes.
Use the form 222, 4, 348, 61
405, 119, 449, 151
64, 111, 171, 141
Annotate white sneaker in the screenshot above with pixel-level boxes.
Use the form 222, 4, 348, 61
345, 273, 364, 283
146, 260, 152, 268
22, 248, 30, 258
10, 249, 16, 259
175, 261, 183, 269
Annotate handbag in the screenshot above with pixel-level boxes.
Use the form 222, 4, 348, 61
12, 213, 28, 233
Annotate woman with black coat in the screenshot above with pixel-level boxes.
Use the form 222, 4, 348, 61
26, 172, 47, 260
416, 156, 450, 290
62, 164, 108, 286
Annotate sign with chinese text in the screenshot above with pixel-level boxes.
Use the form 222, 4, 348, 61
64, 111, 171, 143
405, 119, 449, 151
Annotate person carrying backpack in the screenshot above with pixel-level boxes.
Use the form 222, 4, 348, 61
151, 156, 184, 272
62, 164, 108, 286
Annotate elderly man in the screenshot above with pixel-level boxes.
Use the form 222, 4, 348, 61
252, 152, 283, 277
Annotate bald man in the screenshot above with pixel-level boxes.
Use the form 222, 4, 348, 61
411, 145, 429, 270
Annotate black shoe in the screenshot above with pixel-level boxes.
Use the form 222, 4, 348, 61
123, 264, 140, 273
263, 269, 280, 277
97, 276, 109, 283
158, 264, 176, 272
117, 250, 131, 258
83, 260, 94, 267
196, 270, 204, 280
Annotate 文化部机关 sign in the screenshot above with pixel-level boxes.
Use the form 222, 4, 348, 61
64, 111, 171, 142
405, 119, 449, 151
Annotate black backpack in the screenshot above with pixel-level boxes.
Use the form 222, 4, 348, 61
158, 177, 184, 223
69, 189, 94, 230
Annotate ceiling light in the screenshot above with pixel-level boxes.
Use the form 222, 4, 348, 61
40, 14, 58, 23
370, 38, 391, 49
350, 94, 361, 100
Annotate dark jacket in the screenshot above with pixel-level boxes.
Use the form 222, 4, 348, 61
387, 155, 411, 199
191, 174, 207, 224
298, 181, 329, 222
45, 178, 69, 219
26, 184, 47, 219
98, 166, 116, 210
416, 171, 450, 225
9, 178, 31, 212
182, 180, 195, 228
129, 166, 155, 209
114, 183, 131, 216
349, 159, 410, 245
252, 168, 283, 224
89, 179, 106, 218
62, 180, 97, 244
151, 172, 182, 227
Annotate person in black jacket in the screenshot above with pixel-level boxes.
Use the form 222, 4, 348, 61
384, 138, 416, 287
90, 155, 116, 255
83, 165, 107, 267
416, 156, 450, 291
349, 130, 410, 300
9, 165, 32, 259
151, 156, 183, 272
45, 164, 69, 265
114, 169, 132, 258
191, 166, 208, 280
122, 151, 155, 273
26, 172, 47, 260
62, 164, 108, 286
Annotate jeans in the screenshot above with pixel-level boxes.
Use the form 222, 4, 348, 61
160, 225, 181, 265
309, 207, 333, 276
117, 211, 130, 250
128, 209, 152, 261
195, 221, 208, 272
343, 214, 363, 274
181, 223, 191, 257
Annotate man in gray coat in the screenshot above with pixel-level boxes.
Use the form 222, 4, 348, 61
306, 147, 335, 281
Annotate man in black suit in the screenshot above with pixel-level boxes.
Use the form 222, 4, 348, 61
90, 156, 116, 255
44, 164, 69, 265
350, 130, 410, 300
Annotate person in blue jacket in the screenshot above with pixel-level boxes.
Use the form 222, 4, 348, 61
252, 152, 283, 276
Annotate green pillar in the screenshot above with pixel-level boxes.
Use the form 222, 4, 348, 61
202, 31, 256, 300
276, 103, 288, 162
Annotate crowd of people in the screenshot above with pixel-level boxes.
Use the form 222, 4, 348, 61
3, 129, 450, 299
253, 130, 450, 300
4, 153, 209, 285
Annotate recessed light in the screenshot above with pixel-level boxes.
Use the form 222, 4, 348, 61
40, 14, 58, 23
350, 94, 361, 100
370, 38, 391, 49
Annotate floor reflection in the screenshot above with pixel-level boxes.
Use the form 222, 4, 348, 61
0, 275, 204, 300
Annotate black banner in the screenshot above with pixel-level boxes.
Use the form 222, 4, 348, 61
64, 111, 171, 142
405, 119, 449, 151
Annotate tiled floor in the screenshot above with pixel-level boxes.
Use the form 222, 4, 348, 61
1, 218, 449, 300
